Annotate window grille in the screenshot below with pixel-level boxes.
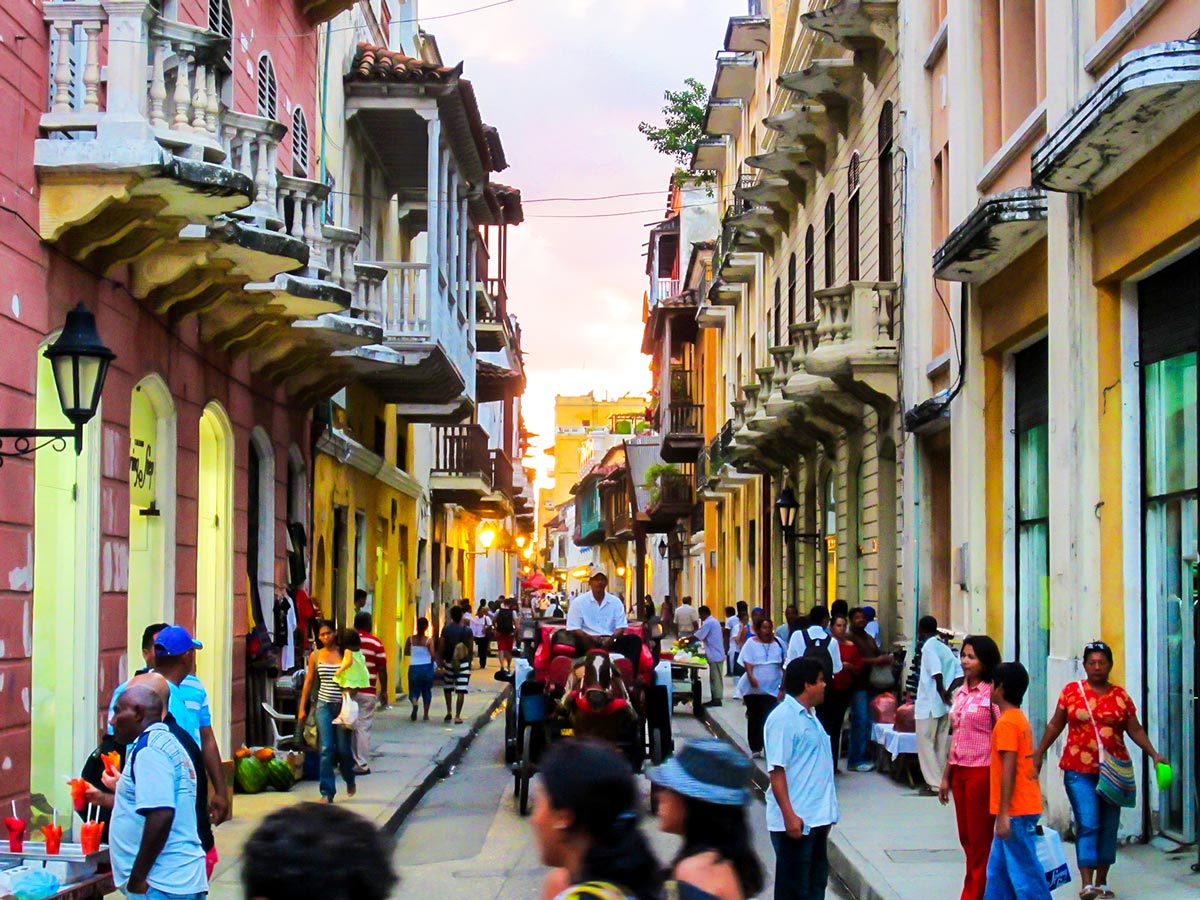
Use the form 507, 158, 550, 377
291, 107, 309, 176
256, 53, 277, 120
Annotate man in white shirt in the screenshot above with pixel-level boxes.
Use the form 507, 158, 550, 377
785, 605, 842, 679
674, 595, 700, 636
766, 656, 839, 900
694, 605, 726, 707
914, 615, 962, 792
565, 571, 628, 648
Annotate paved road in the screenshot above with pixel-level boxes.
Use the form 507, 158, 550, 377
389, 697, 851, 899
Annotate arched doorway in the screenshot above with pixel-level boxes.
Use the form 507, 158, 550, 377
30, 343, 100, 807
127, 374, 176, 670
196, 402, 233, 752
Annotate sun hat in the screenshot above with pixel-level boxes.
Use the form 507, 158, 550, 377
154, 625, 203, 657
648, 739, 753, 806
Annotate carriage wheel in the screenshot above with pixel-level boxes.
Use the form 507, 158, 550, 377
650, 727, 664, 766
518, 727, 535, 816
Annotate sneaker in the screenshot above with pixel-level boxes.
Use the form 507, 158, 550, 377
750, 750, 764, 759
852, 763, 875, 772
352, 766, 370, 775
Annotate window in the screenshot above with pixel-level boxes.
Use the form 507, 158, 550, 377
1014, 339, 1049, 741
981, 0, 1042, 157
256, 53, 277, 120
878, 102, 894, 281
823, 195, 836, 287
787, 252, 797, 333
774, 278, 782, 347
804, 226, 815, 321
847, 152, 861, 281
208, 0, 233, 40
291, 107, 309, 176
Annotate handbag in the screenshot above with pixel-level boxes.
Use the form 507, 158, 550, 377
1034, 824, 1071, 890
870, 662, 895, 690
1078, 680, 1136, 808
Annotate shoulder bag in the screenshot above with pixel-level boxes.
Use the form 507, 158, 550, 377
1078, 680, 1136, 808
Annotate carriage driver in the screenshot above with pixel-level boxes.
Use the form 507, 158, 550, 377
566, 570, 628, 651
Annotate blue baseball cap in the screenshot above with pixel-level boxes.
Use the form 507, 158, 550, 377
648, 739, 753, 806
154, 625, 202, 657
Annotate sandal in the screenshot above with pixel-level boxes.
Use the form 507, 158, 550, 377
1095, 887, 1115, 899
454, 717, 464, 724
1079, 887, 1099, 900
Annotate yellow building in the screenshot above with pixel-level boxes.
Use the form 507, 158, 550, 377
548, 393, 647, 509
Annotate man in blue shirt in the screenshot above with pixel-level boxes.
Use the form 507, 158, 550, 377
694, 605, 727, 708
765, 657, 839, 900
108, 683, 207, 900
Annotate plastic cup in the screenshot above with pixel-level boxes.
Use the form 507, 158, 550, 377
4, 817, 25, 853
1156, 761, 1173, 791
40, 824, 62, 855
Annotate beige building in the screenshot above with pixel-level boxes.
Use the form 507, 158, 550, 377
685, 1, 903, 642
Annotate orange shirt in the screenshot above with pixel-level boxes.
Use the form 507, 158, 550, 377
989, 708, 1043, 817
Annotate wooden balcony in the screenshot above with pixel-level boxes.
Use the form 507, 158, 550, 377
646, 470, 696, 529
429, 425, 492, 505
474, 449, 516, 517
662, 402, 706, 463
601, 477, 634, 541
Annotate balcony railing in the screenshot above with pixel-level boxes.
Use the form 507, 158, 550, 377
431, 425, 492, 484
602, 482, 634, 538
669, 366, 694, 401
490, 449, 514, 498
655, 278, 681, 300
650, 471, 694, 512
668, 403, 704, 435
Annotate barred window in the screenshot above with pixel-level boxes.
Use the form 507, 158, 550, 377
848, 151, 861, 281
256, 53, 277, 121
291, 107, 309, 176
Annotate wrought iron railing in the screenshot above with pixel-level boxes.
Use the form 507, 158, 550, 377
431, 425, 492, 485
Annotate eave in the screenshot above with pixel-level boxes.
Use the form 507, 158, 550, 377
932, 188, 1048, 283
725, 16, 770, 53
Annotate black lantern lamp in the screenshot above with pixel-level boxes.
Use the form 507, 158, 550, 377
777, 483, 821, 545
0, 303, 115, 461
657, 536, 668, 559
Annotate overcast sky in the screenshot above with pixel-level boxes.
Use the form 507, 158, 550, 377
431, 0, 741, 476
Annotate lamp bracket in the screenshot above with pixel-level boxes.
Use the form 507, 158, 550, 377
0, 427, 79, 464
788, 531, 824, 547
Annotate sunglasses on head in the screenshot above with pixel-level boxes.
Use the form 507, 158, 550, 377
1085, 641, 1110, 652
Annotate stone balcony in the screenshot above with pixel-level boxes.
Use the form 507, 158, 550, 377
778, 58, 862, 139
799, 0, 897, 85
805, 281, 900, 410
763, 101, 837, 172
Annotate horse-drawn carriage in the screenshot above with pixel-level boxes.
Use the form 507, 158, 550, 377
504, 620, 673, 815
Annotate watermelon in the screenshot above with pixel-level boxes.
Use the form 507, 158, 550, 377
265, 756, 295, 792
234, 756, 268, 794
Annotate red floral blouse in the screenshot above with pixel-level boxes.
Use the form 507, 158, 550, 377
1057, 681, 1135, 774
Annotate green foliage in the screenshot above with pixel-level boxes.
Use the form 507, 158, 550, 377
638, 78, 709, 167
644, 462, 681, 506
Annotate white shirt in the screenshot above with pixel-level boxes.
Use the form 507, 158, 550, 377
674, 604, 700, 635
784, 625, 843, 675
727, 616, 742, 649
470, 613, 491, 638
865, 620, 880, 641
765, 695, 839, 832
915, 635, 962, 720
565, 591, 628, 636
736, 635, 787, 696
109, 724, 206, 894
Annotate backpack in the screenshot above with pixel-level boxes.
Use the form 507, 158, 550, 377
450, 625, 474, 664
801, 629, 834, 681
495, 607, 515, 636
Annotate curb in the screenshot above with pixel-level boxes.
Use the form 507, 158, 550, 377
698, 706, 902, 900
381, 683, 511, 836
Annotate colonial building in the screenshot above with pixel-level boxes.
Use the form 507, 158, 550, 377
902, 0, 1200, 840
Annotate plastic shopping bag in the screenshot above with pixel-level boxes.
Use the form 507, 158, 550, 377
1035, 824, 1071, 891
332, 694, 359, 728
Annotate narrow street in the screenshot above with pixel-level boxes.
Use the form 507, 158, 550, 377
390, 693, 850, 900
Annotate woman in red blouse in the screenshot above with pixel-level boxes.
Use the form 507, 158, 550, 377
817, 613, 862, 772
937, 634, 1000, 900
1033, 641, 1167, 900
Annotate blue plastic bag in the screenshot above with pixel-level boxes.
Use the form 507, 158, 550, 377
10, 868, 60, 900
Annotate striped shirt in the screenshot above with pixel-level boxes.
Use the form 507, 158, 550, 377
317, 662, 342, 703
357, 630, 386, 695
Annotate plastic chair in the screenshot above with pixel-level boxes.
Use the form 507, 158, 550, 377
261, 701, 297, 749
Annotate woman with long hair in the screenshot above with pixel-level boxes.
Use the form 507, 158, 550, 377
531, 739, 663, 900
650, 739, 764, 900
297, 620, 356, 802
937, 634, 1001, 900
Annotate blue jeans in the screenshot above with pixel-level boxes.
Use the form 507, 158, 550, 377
983, 814, 1052, 900
408, 663, 434, 705
125, 889, 207, 900
316, 699, 356, 799
1063, 770, 1121, 868
771, 826, 830, 900
847, 689, 871, 767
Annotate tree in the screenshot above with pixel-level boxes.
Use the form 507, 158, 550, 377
638, 78, 709, 167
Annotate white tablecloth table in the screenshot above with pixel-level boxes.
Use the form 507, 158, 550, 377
872, 722, 918, 759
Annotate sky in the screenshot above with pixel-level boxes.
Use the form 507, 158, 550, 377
430, 0, 741, 479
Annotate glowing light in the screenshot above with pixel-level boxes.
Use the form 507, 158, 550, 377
515, 534, 528, 549
478, 526, 497, 551
616, 566, 626, 577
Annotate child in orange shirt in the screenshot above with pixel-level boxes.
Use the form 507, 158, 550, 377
983, 662, 1052, 900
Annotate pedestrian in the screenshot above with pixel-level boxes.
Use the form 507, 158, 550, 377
109, 625, 231, 831
132, 622, 170, 674
777, 606, 800, 647
982, 662, 1050, 900
649, 739, 764, 900
845, 608, 893, 771
531, 738, 663, 900
297, 620, 357, 802
765, 657, 838, 900
861, 605, 880, 641
353, 588, 368, 613
694, 605, 726, 708
736, 617, 786, 759
404, 617, 436, 721
724, 606, 739, 677
642, 595, 656, 621
674, 595, 700, 637
471, 600, 492, 669
1032, 641, 1167, 900
352, 612, 388, 775
494, 598, 518, 675
817, 613, 861, 772
784, 606, 842, 682
915, 615, 962, 794
332, 628, 370, 726
439, 604, 474, 724
937, 635, 1002, 900
661, 595, 674, 635
241, 802, 397, 900
107, 683, 207, 900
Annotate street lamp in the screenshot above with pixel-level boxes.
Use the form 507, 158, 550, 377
478, 525, 497, 555
515, 534, 528, 550
657, 537, 668, 559
0, 303, 115, 461
775, 485, 800, 539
